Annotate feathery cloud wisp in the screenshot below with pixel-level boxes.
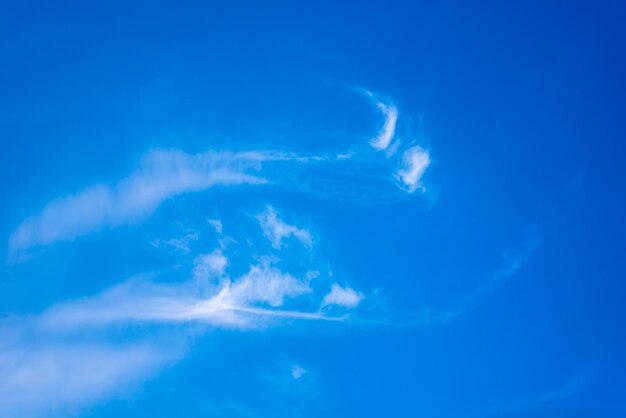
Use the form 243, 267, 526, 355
370, 101, 398, 151
9, 93, 435, 260
41, 262, 331, 330
0, 239, 350, 415
0, 342, 179, 417
9, 149, 274, 255
193, 249, 228, 284
257, 206, 312, 249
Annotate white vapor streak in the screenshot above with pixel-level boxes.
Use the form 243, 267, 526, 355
42, 263, 337, 330
9, 149, 276, 255
0, 260, 343, 414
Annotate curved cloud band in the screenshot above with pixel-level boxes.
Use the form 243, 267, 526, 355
9, 150, 274, 255
370, 101, 398, 151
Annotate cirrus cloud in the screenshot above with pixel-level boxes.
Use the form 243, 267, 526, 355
9, 149, 275, 256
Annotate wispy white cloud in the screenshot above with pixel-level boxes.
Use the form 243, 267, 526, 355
321, 283, 364, 309
9, 91, 436, 259
395, 145, 431, 193
0, 230, 357, 416
0, 341, 180, 417
208, 219, 224, 234
256, 206, 312, 250
41, 261, 333, 330
193, 249, 228, 284
366, 94, 398, 151
228, 263, 312, 308
357, 89, 433, 193
0, 251, 343, 415
9, 149, 276, 255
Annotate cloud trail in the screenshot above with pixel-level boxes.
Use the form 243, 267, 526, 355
0, 252, 349, 415
41, 263, 331, 330
0, 341, 180, 418
9, 149, 276, 255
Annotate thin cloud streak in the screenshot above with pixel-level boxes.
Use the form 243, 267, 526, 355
41, 262, 340, 330
1, 258, 346, 415
9, 149, 277, 256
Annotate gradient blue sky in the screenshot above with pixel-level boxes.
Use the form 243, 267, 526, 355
1, 1, 626, 417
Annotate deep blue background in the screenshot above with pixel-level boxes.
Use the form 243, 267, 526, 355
1, 1, 625, 416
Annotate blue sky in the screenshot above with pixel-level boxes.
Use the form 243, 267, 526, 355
1, 1, 626, 417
